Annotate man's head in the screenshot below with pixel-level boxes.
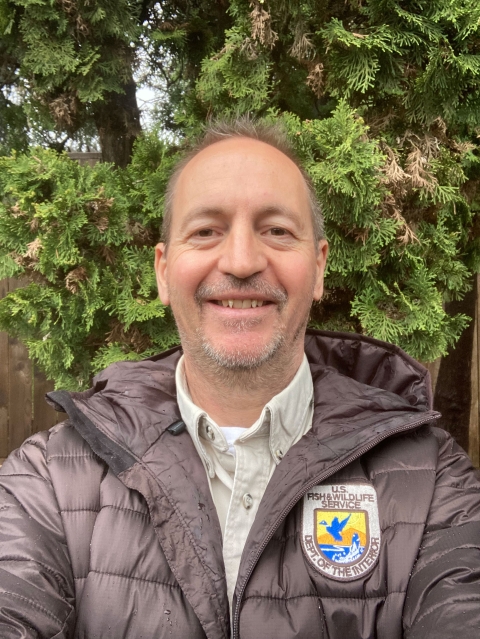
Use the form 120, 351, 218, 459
161, 118, 325, 246
155, 118, 328, 385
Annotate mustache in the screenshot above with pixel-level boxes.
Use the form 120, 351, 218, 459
194, 275, 288, 306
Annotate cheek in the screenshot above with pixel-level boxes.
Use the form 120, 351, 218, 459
167, 253, 212, 295
279, 256, 318, 298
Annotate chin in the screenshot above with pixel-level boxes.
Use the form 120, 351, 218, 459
201, 334, 285, 370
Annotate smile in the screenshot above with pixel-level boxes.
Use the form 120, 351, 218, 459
213, 299, 270, 308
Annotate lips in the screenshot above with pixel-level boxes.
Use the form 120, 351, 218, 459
195, 277, 288, 310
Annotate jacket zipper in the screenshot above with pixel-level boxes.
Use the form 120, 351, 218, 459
231, 412, 439, 639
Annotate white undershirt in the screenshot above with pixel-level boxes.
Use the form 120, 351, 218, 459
218, 426, 246, 457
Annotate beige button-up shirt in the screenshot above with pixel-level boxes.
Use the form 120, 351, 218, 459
175, 354, 314, 609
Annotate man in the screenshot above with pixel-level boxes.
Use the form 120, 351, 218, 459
0, 119, 479, 639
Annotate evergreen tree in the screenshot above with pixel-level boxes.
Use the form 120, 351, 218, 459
1, 0, 480, 389
0, 0, 230, 164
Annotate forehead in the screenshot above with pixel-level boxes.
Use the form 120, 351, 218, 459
171, 137, 310, 222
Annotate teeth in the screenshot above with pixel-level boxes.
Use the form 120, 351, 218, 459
219, 299, 266, 308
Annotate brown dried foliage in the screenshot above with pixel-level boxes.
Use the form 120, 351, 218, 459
87, 188, 114, 232
99, 245, 116, 265
249, 2, 278, 49
25, 238, 43, 260
10, 203, 27, 218
306, 62, 324, 98
56, 0, 89, 35
382, 144, 409, 194
126, 221, 154, 244
49, 93, 79, 129
11, 252, 27, 268
159, 21, 175, 31
342, 225, 370, 244
241, 37, 259, 60
65, 266, 88, 293
405, 147, 437, 193
391, 209, 420, 245
381, 146, 421, 244
93, 216, 109, 232
382, 140, 438, 193
289, 28, 315, 61
9, 254, 50, 280
451, 140, 476, 155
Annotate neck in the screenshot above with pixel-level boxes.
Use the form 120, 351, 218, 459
183, 349, 304, 427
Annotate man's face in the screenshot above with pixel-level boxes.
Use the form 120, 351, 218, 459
155, 137, 328, 374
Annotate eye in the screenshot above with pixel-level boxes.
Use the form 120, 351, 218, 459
187, 224, 222, 245
270, 227, 289, 236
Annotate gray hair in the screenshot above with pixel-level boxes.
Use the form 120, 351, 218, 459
161, 116, 325, 244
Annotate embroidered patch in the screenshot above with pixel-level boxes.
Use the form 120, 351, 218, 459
301, 483, 381, 581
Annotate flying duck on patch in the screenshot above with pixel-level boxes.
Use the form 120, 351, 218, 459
301, 483, 381, 581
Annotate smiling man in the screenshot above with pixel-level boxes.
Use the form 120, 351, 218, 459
0, 119, 480, 639
155, 134, 327, 426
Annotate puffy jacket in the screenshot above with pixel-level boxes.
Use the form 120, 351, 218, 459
0, 330, 479, 639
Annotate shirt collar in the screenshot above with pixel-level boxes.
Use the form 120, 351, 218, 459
175, 354, 313, 475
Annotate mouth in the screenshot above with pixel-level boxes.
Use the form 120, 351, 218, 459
211, 298, 272, 309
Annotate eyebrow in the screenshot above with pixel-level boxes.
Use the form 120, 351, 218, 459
177, 204, 306, 234
259, 205, 306, 227
177, 207, 224, 235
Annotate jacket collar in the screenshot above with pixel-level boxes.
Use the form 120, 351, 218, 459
47, 329, 433, 462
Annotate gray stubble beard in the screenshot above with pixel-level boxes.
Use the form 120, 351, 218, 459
171, 275, 311, 391
175, 312, 287, 390
176, 308, 311, 393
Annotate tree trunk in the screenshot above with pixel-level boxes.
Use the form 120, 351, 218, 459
433, 278, 477, 452
94, 74, 141, 168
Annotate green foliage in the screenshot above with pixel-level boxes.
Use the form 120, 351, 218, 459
274, 103, 473, 361
0, 0, 233, 154
0, 92, 29, 156
3, 0, 480, 388
0, 0, 142, 150
197, 25, 274, 113
0, 140, 179, 388
186, 0, 480, 363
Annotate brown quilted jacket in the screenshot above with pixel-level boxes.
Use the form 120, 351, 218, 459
0, 330, 479, 638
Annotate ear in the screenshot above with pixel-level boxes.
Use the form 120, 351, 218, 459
313, 239, 329, 301
154, 242, 170, 305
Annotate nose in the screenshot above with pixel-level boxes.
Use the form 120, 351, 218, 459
217, 220, 268, 279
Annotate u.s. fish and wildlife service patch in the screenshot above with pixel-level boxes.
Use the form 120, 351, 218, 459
301, 483, 381, 581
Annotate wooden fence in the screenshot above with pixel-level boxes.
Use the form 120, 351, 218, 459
424, 275, 480, 468
0, 277, 60, 463
0, 152, 101, 463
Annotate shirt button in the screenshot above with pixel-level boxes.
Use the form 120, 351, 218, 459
243, 493, 253, 509
206, 424, 215, 441
275, 449, 284, 460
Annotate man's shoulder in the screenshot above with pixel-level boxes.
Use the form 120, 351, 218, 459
367, 422, 480, 486
305, 329, 432, 409
92, 344, 182, 386
1, 419, 102, 479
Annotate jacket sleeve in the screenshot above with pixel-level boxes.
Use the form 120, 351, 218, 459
0, 430, 76, 638
403, 429, 480, 638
